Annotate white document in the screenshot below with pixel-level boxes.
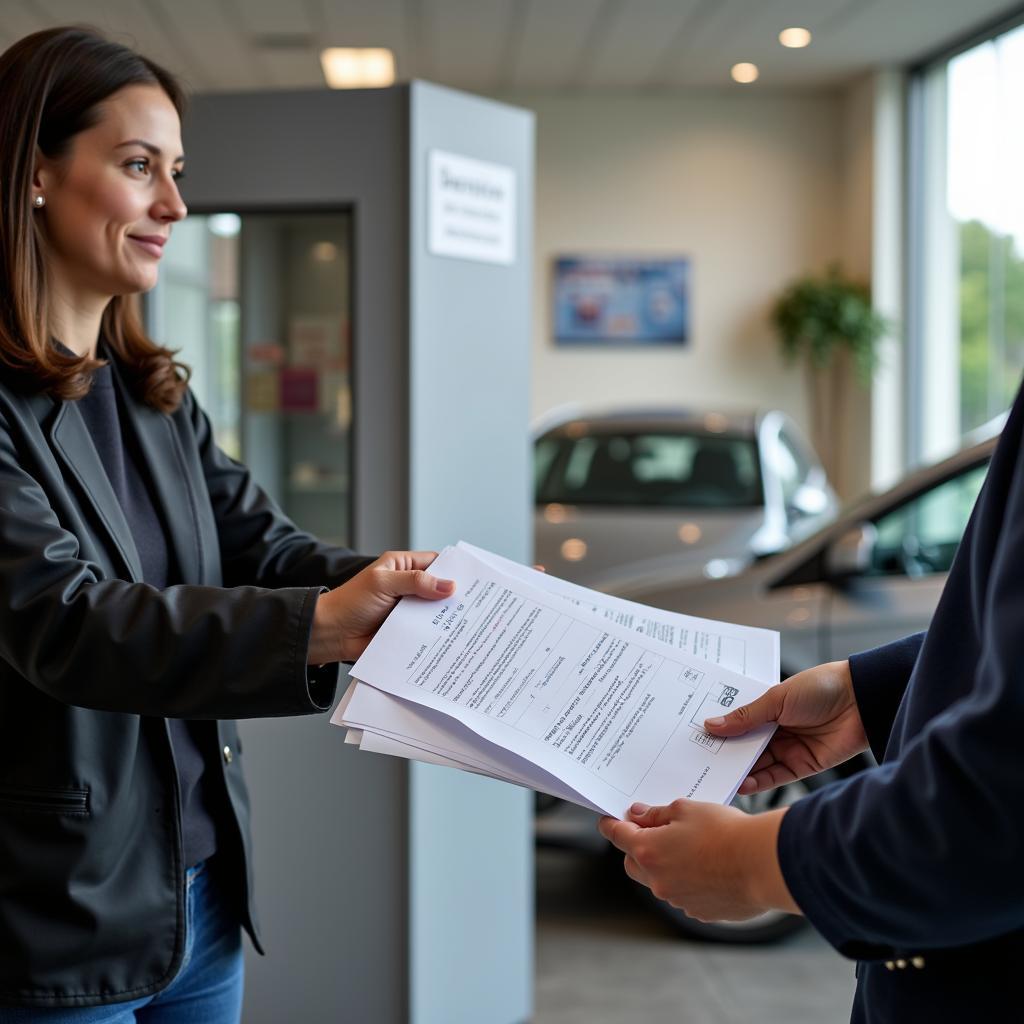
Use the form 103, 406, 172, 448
333, 544, 776, 818
355, 710, 603, 808
458, 541, 778, 685
358, 728, 490, 774
341, 678, 603, 810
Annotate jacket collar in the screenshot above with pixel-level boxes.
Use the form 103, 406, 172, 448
49, 346, 202, 585
50, 398, 144, 582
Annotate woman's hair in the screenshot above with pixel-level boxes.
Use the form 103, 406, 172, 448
0, 26, 190, 412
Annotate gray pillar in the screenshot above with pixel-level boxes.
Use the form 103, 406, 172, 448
180, 82, 534, 1024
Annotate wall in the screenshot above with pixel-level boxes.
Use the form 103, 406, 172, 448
183, 84, 535, 1024
837, 70, 908, 496
498, 90, 851, 488
183, 88, 411, 1024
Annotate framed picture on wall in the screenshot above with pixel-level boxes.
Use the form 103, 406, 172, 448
553, 256, 690, 346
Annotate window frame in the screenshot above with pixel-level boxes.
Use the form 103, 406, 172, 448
905, 5, 1024, 467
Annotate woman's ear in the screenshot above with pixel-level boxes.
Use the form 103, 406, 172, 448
33, 149, 57, 197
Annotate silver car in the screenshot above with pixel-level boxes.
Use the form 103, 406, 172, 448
533, 408, 838, 591
617, 434, 997, 680
538, 434, 996, 943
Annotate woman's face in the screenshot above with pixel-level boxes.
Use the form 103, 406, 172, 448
35, 83, 187, 301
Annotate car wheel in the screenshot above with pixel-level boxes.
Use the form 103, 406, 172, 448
634, 773, 827, 944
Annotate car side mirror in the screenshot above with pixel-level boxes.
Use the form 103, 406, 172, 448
826, 523, 878, 579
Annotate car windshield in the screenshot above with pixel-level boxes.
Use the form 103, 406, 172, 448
535, 430, 763, 508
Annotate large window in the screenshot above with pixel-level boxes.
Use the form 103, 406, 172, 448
911, 18, 1024, 459
949, 28, 1024, 432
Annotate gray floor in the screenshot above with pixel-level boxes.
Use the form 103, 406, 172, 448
534, 848, 856, 1024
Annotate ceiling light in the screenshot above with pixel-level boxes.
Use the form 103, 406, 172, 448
730, 62, 759, 84
320, 48, 395, 89
779, 27, 812, 48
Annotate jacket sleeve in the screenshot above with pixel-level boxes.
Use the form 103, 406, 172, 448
848, 632, 925, 762
0, 406, 341, 720
777, 474, 1024, 959
184, 389, 375, 590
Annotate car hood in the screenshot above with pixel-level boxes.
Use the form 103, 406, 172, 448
613, 564, 766, 613
534, 505, 766, 590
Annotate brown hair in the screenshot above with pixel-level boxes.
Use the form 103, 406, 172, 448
0, 26, 190, 412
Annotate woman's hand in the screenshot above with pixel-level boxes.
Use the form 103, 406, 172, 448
705, 660, 868, 795
598, 800, 798, 921
309, 551, 455, 664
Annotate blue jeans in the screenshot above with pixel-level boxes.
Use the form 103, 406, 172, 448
0, 860, 244, 1023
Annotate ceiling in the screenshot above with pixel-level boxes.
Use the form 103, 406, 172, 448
1, 0, 1021, 95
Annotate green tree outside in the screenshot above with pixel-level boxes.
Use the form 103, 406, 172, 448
959, 219, 1024, 431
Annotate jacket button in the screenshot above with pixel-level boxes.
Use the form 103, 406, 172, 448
911, 957, 925, 969
884, 961, 896, 970
895, 959, 907, 970
223, 745, 233, 765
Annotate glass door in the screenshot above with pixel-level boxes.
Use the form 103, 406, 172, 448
148, 210, 354, 546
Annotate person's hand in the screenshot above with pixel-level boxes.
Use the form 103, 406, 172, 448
598, 800, 798, 921
705, 660, 868, 795
309, 551, 455, 663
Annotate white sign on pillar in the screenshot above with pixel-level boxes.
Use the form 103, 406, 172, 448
428, 150, 516, 265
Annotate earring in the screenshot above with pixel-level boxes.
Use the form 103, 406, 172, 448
33, 195, 44, 208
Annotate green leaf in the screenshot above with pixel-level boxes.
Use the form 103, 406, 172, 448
771, 265, 893, 384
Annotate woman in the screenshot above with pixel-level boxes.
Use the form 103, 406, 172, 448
0, 26, 453, 1020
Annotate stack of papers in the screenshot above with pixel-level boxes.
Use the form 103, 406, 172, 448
331, 542, 779, 818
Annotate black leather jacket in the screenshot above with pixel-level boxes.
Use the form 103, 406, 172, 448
0, 349, 370, 1007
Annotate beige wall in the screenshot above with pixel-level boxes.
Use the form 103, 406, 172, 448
832, 70, 907, 498
495, 86, 898, 500
499, 89, 852, 482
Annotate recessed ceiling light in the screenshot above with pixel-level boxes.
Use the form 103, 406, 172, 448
320, 48, 395, 89
731, 62, 759, 84
779, 27, 812, 48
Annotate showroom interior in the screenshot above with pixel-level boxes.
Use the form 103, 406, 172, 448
2, 1, 1022, 1022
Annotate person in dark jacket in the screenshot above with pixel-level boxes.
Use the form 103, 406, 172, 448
0, 27, 454, 1020
600, 378, 1024, 1021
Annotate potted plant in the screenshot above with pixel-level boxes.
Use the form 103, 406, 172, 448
772, 265, 890, 480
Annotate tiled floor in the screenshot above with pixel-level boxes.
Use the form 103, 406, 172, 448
534, 848, 856, 1024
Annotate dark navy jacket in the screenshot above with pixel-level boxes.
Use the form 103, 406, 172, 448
778, 382, 1024, 1022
